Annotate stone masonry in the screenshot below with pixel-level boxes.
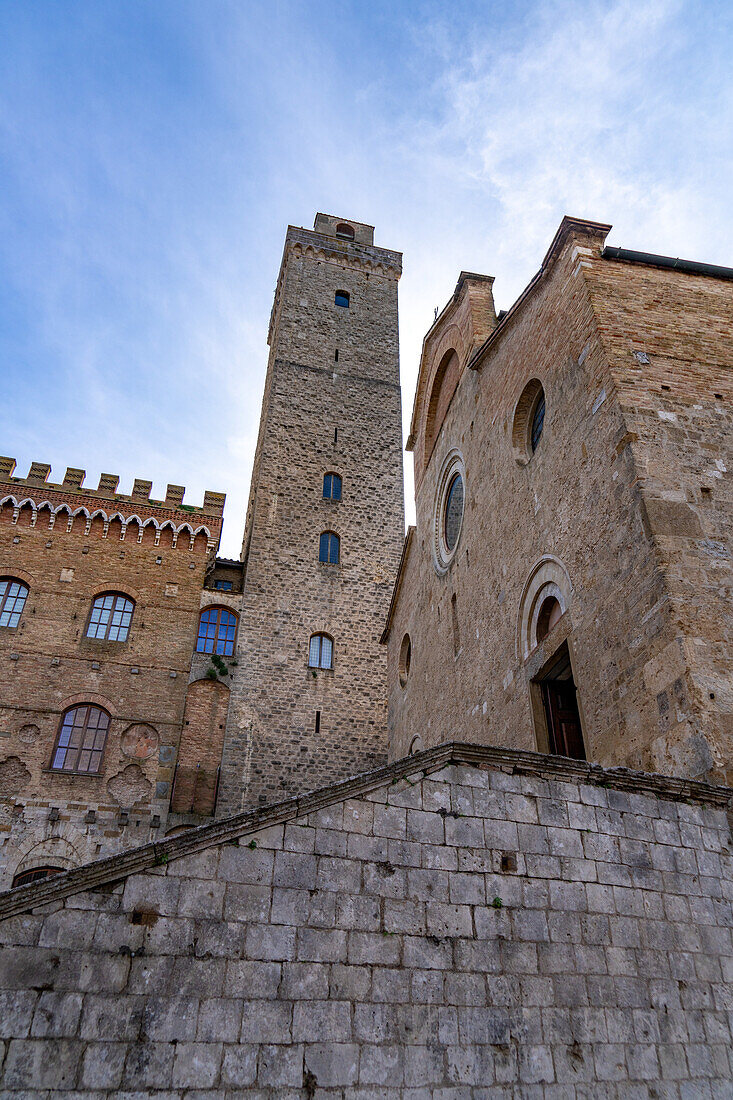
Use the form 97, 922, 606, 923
1, 742, 732, 1096
385, 217, 733, 784
217, 214, 405, 815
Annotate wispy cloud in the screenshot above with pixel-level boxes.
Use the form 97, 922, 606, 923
1, 0, 731, 549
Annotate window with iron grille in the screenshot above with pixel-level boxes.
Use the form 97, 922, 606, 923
196, 606, 238, 656
86, 593, 134, 641
50, 705, 110, 774
309, 633, 333, 669
323, 473, 342, 501
319, 531, 340, 564
12, 866, 63, 888
0, 578, 29, 628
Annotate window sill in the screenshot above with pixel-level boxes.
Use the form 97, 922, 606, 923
43, 768, 104, 780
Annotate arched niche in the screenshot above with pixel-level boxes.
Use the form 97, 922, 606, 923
518, 556, 572, 660
423, 348, 461, 467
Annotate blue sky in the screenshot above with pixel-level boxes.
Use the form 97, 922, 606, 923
2, 0, 731, 556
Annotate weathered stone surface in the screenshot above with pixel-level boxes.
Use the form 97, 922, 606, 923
1, 755, 733, 1095
386, 219, 733, 789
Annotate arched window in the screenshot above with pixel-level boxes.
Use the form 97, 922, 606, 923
51, 705, 110, 774
336, 223, 355, 240
86, 593, 135, 641
323, 473, 342, 501
12, 866, 63, 888
309, 633, 333, 669
335, 291, 350, 308
196, 606, 238, 656
0, 578, 29, 628
512, 379, 546, 464
319, 531, 340, 564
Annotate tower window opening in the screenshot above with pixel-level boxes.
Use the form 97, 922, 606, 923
334, 428, 338, 444
334, 349, 339, 362
309, 633, 333, 669
323, 473, 342, 501
336, 223, 355, 240
319, 531, 340, 564
335, 291, 350, 308
315, 710, 321, 733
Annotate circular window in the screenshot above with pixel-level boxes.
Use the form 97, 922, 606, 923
444, 474, 464, 553
399, 633, 412, 687
512, 379, 546, 464
433, 451, 465, 574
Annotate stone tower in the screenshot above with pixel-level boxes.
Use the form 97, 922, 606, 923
216, 214, 404, 813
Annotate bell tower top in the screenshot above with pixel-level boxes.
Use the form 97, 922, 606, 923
313, 212, 374, 246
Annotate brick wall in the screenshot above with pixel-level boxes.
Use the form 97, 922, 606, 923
0, 744, 731, 1095
0, 463, 224, 885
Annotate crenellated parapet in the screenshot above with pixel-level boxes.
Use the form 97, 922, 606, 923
0, 457, 225, 552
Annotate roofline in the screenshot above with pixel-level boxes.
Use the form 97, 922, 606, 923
467, 216, 613, 372
380, 526, 415, 643
602, 245, 733, 280
1, 739, 730, 921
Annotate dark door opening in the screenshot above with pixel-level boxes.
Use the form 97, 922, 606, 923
536, 644, 586, 760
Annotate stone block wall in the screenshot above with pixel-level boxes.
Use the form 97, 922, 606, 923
585, 255, 733, 780
0, 743, 732, 1096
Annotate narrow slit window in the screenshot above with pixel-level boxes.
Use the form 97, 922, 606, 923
451, 593, 461, 656
315, 710, 321, 733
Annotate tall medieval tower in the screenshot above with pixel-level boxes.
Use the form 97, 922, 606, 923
216, 214, 404, 814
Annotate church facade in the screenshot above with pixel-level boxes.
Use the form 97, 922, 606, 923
384, 217, 732, 786
0, 212, 731, 891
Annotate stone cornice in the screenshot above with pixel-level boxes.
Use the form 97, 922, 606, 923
1, 740, 730, 922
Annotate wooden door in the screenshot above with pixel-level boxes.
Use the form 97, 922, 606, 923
542, 680, 586, 760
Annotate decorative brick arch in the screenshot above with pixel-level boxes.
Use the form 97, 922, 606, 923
517, 556, 573, 660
